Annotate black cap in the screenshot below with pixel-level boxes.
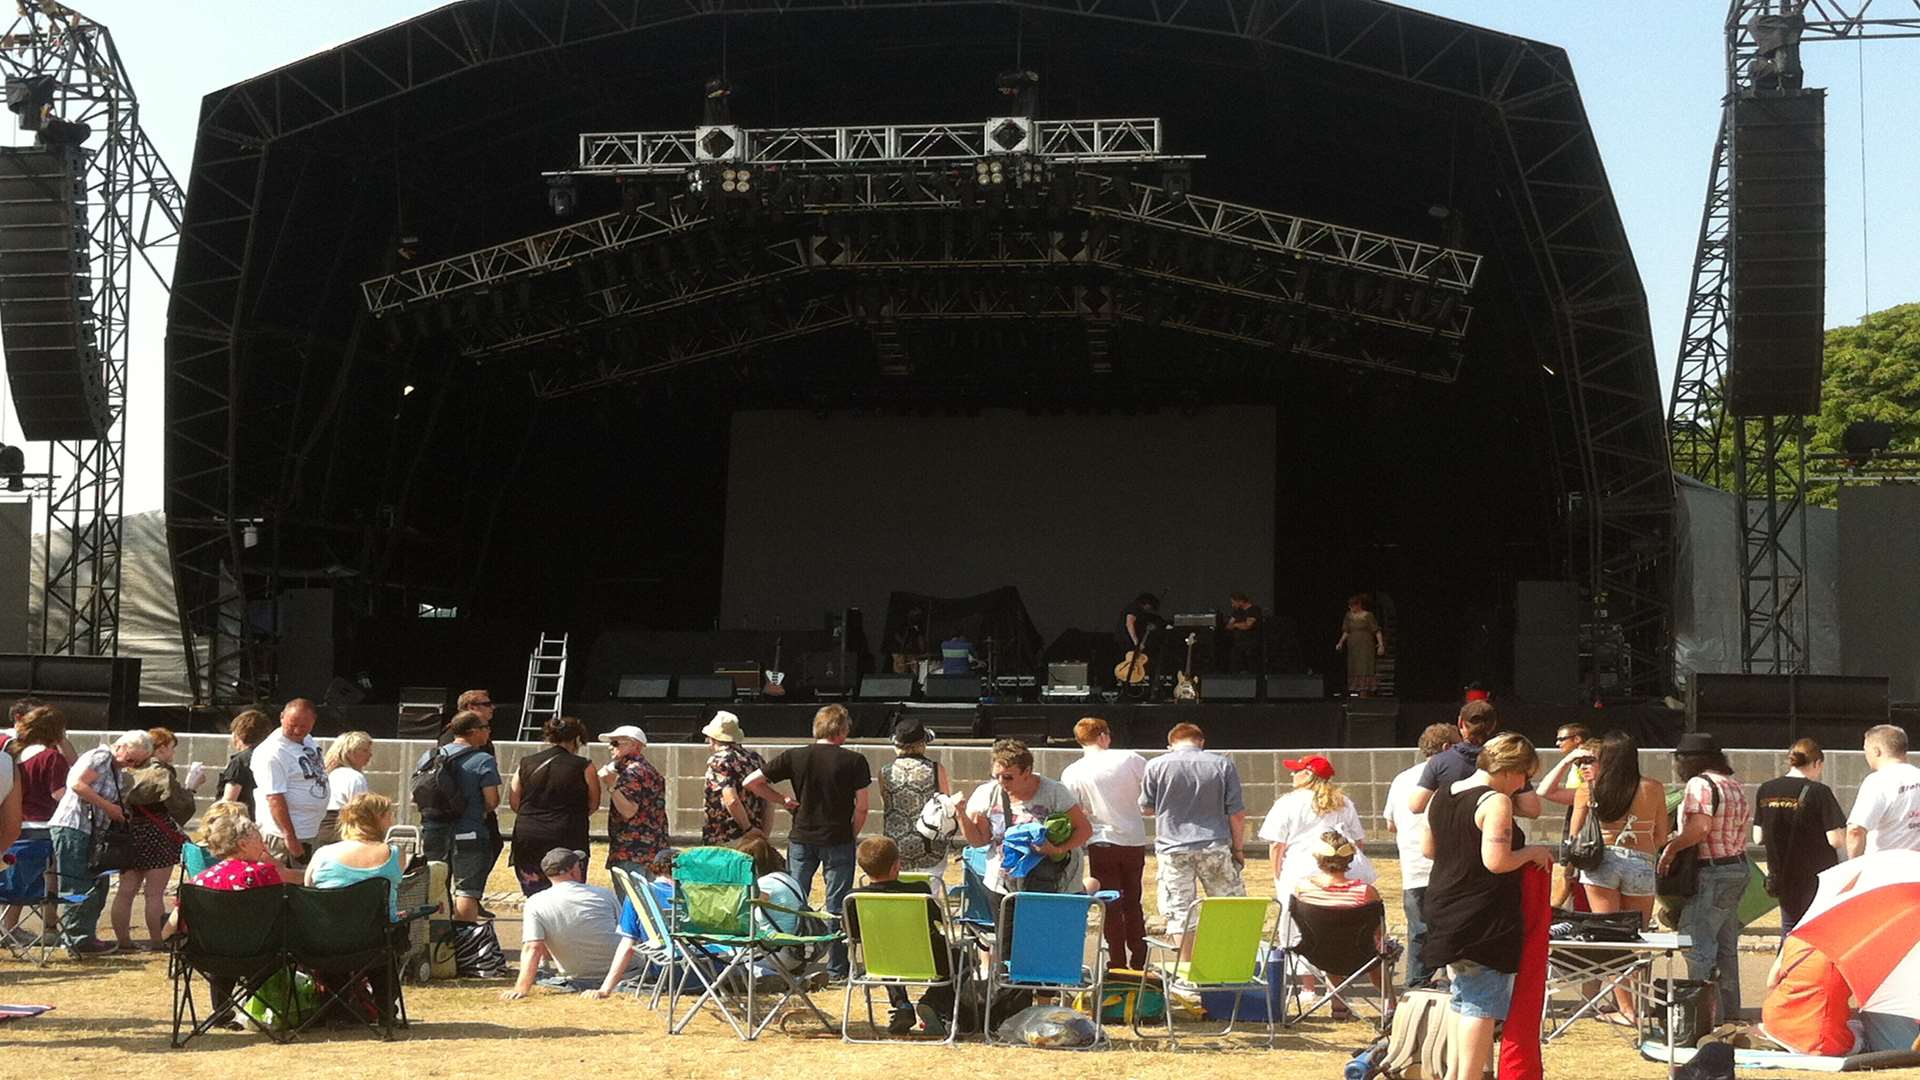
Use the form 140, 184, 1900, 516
892, 715, 932, 745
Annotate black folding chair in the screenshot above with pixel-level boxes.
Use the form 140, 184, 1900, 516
169, 883, 292, 1047
1280, 898, 1397, 1032
283, 878, 421, 1041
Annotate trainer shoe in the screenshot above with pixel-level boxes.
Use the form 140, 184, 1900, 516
65, 938, 118, 958
915, 1001, 949, 1037
887, 1007, 916, 1035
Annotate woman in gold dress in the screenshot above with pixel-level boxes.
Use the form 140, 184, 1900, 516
1335, 594, 1385, 696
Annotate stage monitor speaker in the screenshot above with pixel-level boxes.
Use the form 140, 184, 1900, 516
1200, 674, 1258, 701
858, 674, 914, 699
614, 675, 672, 701
1344, 701, 1399, 747
0, 146, 109, 440
676, 674, 736, 701
1264, 674, 1325, 700
0, 653, 139, 730
1728, 91, 1826, 417
925, 673, 981, 701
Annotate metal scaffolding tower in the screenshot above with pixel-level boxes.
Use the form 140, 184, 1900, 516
0, 1, 185, 657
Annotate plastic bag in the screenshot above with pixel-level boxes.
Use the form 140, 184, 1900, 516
242, 967, 317, 1032
995, 1004, 1099, 1048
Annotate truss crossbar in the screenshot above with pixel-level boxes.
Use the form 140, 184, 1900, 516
576, 117, 1167, 173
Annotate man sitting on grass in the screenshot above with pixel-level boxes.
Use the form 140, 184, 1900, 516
847, 835, 953, 1036
502, 848, 623, 1000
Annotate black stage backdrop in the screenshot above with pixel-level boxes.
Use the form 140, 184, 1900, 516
720, 407, 1277, 644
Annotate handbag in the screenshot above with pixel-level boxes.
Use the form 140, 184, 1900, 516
1559, 805, 1606, 872
1762, 781, 1812, 898
87, 758, 136, 874
1655, 780, 1720, 900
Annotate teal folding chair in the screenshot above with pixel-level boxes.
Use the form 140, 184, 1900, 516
668, 846, 840, 1040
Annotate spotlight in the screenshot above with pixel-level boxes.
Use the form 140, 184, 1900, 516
402, 384, 416, 397
1162, 164, 1192, 200
242, 523, 259, 549
547, 176, 577, 217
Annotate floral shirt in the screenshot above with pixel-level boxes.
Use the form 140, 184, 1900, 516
194, 858, 283, 892
702, 744, 767, 845
608, 754, 670, 868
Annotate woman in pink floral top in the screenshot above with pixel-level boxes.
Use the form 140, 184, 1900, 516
598, 726, 669, 873
165, 801, 284, 1028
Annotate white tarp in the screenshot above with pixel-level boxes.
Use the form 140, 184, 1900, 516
29, 508, 193, 703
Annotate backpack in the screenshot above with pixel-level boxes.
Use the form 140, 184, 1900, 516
1381, 988, 1454, 1079
410, 746, 477, 822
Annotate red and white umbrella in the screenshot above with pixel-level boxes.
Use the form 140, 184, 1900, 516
1790, 849, 1920, 1020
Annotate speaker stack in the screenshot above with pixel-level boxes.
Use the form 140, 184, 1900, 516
1727, 91, 1827, 417
0, 146, 108, 440
1513, 581, 1582, 705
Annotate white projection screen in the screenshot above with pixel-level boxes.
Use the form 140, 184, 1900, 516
720, 407, 1276, 643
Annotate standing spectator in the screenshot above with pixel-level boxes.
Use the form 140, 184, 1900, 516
700, 711, 766, 845
110, 727, 204, 949
251, 698, 329, 871
956, 739, 1092, 956
1568, 731, 1668, 1022
1754, 738, 1847, 937
440, 690, 505, 895
1061, 715, 1150, 969
1535, 722, 1594, 910
1, 697, 73, 759
879, 715, 952, 882
0, 731, 15, 862
1658, 731, 1753, 1021
1386, 723, 1459, 987
509, 716, 599, 897
48, 729, 153, 955
744, 703, 873, 981
1423, 733, 1554, 1080
1259, 752, 1373, 1001
218, 708, 274, 814
599, 725, 668, 878
420, 710, 502, 921
318, 730, 373, 847
3, 706, 70, 939
1141, 723, 1245, 957
1847, 724, 1920, 857
1408, 701, 1543, 820
500, 847, 625, 1001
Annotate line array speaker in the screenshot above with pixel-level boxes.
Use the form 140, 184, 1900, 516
0, 146, 107, 440
1728, 91, 1826, 417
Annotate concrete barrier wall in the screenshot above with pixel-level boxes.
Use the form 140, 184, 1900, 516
83, 731, 1868, 853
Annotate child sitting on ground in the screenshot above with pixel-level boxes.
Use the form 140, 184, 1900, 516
847, 835, 954, 1036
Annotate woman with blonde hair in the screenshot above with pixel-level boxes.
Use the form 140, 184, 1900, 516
1258, 753, 1376, 1007
316, 731, 373, 847
305, 793, 405, 920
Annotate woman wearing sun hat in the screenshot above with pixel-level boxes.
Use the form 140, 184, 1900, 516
699, 711, 767, 845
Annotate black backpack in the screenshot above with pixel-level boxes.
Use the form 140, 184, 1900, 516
411, 745, 477, 822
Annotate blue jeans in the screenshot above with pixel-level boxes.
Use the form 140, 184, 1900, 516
788, 840, 855, 978
1678, 860, 1747, 1019
50, 825, 108, 947
1402, 886, 1432, 987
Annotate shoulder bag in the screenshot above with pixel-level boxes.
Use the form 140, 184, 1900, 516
1761, 781, 1812, 898
1560, 802, 1606, 872
1654, 778, 1720, 900
87, 756, 136, 874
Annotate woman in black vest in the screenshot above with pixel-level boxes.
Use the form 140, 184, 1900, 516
507, 715, 600, 896
1422, 733, 1553, 1080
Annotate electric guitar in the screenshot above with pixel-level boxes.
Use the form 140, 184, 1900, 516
1174, 633, 1199, 701
763, 637, 786, 697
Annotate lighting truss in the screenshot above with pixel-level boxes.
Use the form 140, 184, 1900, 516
572, 117, 1174, 174
0, 1, 186, 658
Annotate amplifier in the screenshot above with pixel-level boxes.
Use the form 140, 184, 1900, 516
713, 661, 759, 694
1047, 662, 1089, 687
925, 673, 982, 701
1171, 612, 1218, 628
677, 675, 737, 701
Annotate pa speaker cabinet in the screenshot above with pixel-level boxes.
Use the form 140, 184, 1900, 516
925, 673, 980, 701
1344, 700, 1400, 747
1515, 581, 1581, 635
858, 674, 914, 700
676, 674, 736, 701
1728, 91, 1826, 417
1513, 633, 1581, 706
1200, 674, 1258, 701
0, 146, 109, 439
1264, 674, 1325, 700
0, 653, 140, 730
614, 675, 672, 701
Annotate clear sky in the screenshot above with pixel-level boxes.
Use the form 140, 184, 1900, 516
3, 1, 1915, 515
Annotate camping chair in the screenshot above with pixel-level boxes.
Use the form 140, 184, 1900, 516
181, 841, 214, 881
1137, 895, 1278, 1049
282, 878, 423, 1041
1280, 898, 1397, 1032
625, 866, 722, 1012
984, 890, 1113, 1047
667, 845, 841, 1040
609, 866, 673, 1005
841, 891, 961, 1045
169, 882, 292, 1047
0, 837, 74, 965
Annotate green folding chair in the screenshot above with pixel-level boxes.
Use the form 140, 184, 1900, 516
1137, 895, 1277, 1049
668, 846, 840, 1040
841, 891, 960, 1044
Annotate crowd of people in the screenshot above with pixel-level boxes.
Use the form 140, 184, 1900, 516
3, 691, 1918, 1060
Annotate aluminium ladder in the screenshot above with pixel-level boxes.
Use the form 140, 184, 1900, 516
518, 632, 569, 740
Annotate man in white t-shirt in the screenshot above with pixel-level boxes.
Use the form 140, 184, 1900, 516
1060, 716, 1149, 968
1385, 723, 1458, 988
501, 848, 624, 1000
1848, 724, 1920, 857
251, 698, 329, 870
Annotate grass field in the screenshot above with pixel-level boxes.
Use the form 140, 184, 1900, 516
0, 849, 1827, 1079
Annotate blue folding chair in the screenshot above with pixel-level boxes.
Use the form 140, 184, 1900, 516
984, 890, 1116, 1047
2, 836, 91, 965
954, 846, 995, 929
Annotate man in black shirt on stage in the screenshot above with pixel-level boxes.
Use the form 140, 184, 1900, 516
1223, 592, 1263, 673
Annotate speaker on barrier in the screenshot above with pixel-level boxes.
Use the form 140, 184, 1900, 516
858, 674, 913, 700
0, 146, 109, 440
675, 675, 736, 701
0, 653, 138, 730
1200, 674, 1258, 701
1728, 91, 1826, 417
925, 673, 981, 701
614, 674, 672, 701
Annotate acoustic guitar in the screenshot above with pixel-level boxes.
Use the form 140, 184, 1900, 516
763, 637, 786, 697
1174, 633, 1199, 701
1113, 623, 1160, 685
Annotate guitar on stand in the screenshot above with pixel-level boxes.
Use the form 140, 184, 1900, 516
762, 637, 786, 698
1174, 633, 1199, 702
1113, 623, 1160, 700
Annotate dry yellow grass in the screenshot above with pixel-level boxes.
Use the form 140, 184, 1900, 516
0, 849, 1828, 1079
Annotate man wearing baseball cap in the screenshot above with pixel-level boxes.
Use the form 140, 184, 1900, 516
501, 847, 627, 1001
700, 710, 768, 844
599, 726, 669, 876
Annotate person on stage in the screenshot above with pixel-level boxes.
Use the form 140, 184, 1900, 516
1223, 592, 1263, 673
1336, 593, 1385, 697
1118, 593, 1164, 654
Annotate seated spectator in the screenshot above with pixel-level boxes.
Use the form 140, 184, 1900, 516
305, 793, 405, 920
735, 834, 817, 977
847, 835, 953, 1036
1762, 936, 1858, 1056
1291, 830, 1386, 1020
166, 802, 283, 1030
585, 853, 675, 1000
501, 847, 623, 1000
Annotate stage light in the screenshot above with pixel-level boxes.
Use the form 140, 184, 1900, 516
242, 523, 259, 549
1162, 164, 1192, 199
546, 176, 577, 217
1842, 419, 1895, 457
402, 384, 416, 397
5, 75, 54, 132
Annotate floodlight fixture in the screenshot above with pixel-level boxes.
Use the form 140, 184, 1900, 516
1841, 419, 1895, 458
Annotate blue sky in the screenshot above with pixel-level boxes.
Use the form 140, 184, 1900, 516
6, 1, 1915, 514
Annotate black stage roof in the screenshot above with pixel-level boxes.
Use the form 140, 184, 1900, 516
163, 0, 1672, 704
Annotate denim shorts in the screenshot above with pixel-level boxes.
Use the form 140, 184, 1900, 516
1579, 845, 1656, 898
1448, 960, 1516, 1020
